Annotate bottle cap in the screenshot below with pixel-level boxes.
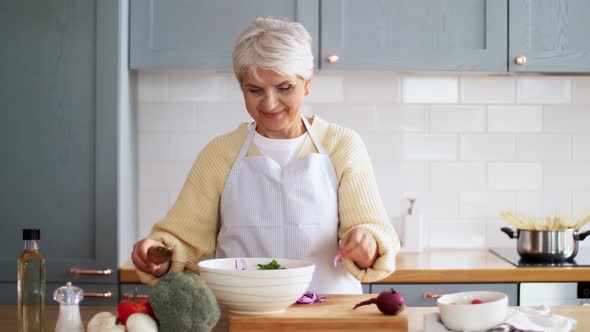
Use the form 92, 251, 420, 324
23, 229, 40, 240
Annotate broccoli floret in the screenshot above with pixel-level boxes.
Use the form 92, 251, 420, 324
149, 271, 220, 332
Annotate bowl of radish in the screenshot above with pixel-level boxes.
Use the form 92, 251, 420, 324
198, 257, 314, 315
437, 291, 508, 331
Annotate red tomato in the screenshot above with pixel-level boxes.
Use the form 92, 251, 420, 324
117, 298, 155, 325
471, 299, 483, 304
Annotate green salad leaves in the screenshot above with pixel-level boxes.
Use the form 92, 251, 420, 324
257, 259, 285, 270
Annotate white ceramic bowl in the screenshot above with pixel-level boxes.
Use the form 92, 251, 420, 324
198, 257, 315, 315
437, 291, 508, 331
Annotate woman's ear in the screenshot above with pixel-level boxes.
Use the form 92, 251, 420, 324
304, 77, 312, 96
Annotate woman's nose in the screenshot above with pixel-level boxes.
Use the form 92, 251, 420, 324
260, 92, 279, 112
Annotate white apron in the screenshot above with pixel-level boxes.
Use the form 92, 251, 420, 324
216, 116, 362, 294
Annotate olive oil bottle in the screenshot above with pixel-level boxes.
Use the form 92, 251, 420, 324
18, 229, 45, 332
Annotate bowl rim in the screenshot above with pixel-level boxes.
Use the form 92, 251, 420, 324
437, 291, 508, 306
198, 257, 315, 274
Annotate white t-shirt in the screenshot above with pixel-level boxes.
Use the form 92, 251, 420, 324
253, 131, 307, 167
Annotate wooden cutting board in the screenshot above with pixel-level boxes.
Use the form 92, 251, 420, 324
227, 294, 408, 332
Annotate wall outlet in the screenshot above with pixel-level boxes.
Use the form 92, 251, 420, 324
577, 282, 590, 299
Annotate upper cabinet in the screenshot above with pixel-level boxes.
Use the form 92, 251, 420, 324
130, 0, 590, 73
320, 0, 507, 71
130, 0, 319, 69
509, 0, 590, 73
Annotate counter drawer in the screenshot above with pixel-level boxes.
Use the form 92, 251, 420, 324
371, 283, 518, 307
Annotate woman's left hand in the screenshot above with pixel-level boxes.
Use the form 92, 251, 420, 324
338, 227, 378, 269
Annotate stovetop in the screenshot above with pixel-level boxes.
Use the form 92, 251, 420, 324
490, 248, 590, 267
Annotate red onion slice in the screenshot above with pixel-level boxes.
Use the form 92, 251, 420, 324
332, 252, 341, 268
295, 292, 326, 305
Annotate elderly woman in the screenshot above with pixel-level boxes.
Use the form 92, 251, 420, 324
132, 17, 400, 294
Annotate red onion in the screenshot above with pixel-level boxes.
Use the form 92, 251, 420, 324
295, 292, 326, 304
353, 288, 405, 315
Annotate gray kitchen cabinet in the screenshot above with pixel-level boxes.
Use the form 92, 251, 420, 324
120, 283, 153, 301
0, 0, 122, 304
509, 0, 590, 73
130, 0, 319, 69
130, 0, 590, 73
371, 283, 518, 307
320, 0, 507, 71
0, 283, 119, 307
361, 283, 370, 294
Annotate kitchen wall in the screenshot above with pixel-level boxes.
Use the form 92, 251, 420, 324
136, 71, 590, 249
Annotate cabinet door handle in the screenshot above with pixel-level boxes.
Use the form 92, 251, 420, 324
123, 292, 149, 300
326, 54, 339, 64
84, 292, 113, 299
70, 268, 113, 276
423, 292, 443, 300
514, 55, 527, 65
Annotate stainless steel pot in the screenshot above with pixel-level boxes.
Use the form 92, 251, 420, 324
501, 227, 590, 262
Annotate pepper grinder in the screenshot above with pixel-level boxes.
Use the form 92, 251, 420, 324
401, 197, 424, 252
53, 281, 84, 332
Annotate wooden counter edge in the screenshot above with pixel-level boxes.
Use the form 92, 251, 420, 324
377, 267, 590, 283
119, 266, 590, 284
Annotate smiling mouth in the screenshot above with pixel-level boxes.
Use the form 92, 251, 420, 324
261, 110, 283, 119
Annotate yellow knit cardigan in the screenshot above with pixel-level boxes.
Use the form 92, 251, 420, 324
138, 115, 400, 285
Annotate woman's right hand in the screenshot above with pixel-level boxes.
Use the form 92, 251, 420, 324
132, 238, 171, 277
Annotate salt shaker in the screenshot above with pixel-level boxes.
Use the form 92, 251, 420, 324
53, 281, 84, 332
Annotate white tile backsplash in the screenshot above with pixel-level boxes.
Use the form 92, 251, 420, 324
138, 191, 169, 238
306, 75, 344, 103
137, 71, 590, 249
543, 162, 590, 191
460, 192, 516, 218
573, 136, 590, 160
343, 72, 400, 103
402, 77, 458, 103
573, 192, 590, 216
138, 71, 168, 102
516, 192, 572, 217
138, 103, 197, 132
573, 78, 590, 104
429, 221, 486, 248
430, 105, 486, 132
517, 78, 572, 104
403, 134, 458, 160
311, 104, 374, 134
139, 133, 169, 161
544, 105, 590, 134
488, 105, 543, 132
430, 162, 486, 192
421, 192, 459, 218
168, 71, 226, 102
374, 104, 427, 133
460, 77, 516, 104
516, 135, 572, 161
169, 132, 207, 161
488, 162, 542, 191
460, 134, 515, 161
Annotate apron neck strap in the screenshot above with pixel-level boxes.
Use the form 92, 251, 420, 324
238, 114, 327, 158
301, 115, 327, 155
238, 122, 257, 158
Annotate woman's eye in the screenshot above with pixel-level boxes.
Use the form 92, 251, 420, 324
248, 89, 262, 94
278, 85, 292, 92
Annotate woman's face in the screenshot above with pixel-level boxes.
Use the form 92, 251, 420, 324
241, 67, 311, 139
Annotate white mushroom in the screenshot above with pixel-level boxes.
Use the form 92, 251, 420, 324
126, 313, 158, 332
87, 312, 125, 332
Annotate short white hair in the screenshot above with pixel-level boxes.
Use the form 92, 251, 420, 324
232, 17, 314, 82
